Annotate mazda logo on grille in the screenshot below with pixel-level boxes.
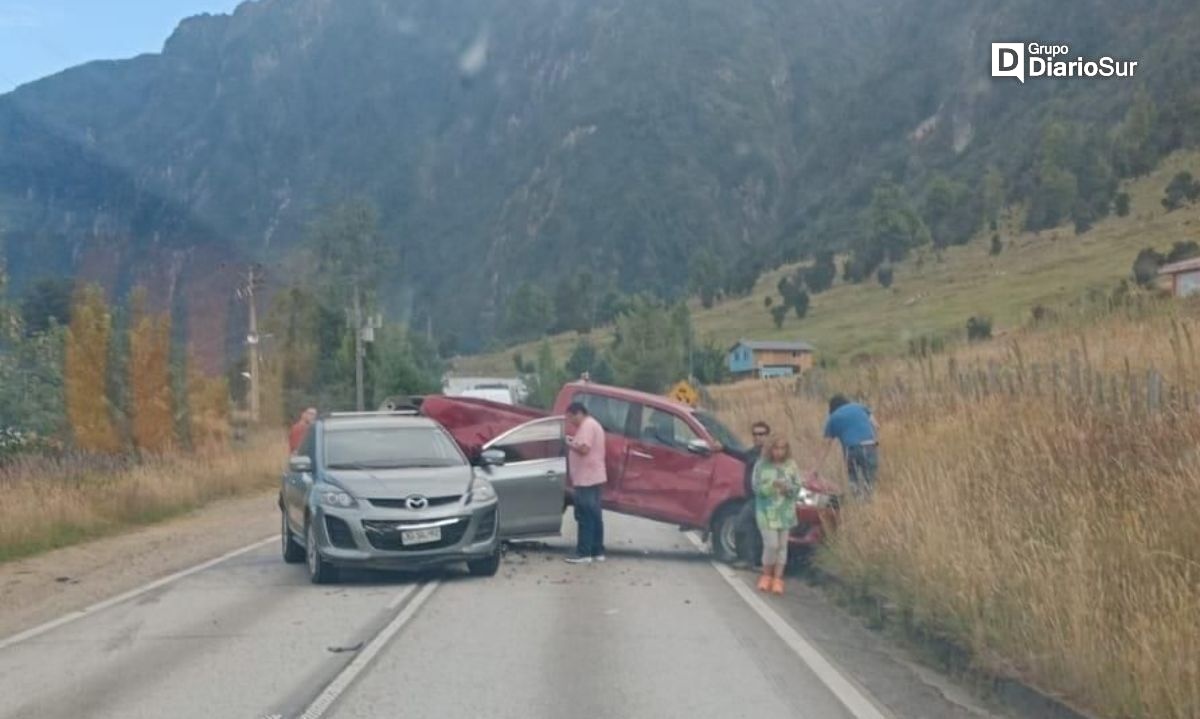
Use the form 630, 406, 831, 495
405, 495, 429, 510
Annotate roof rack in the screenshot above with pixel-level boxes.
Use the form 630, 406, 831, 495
325, 410, 420, 418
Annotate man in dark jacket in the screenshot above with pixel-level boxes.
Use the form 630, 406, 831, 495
732, 421, 771, 568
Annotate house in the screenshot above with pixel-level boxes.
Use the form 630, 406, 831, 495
727, 340, 816, 379
1158, 257, 1200, 297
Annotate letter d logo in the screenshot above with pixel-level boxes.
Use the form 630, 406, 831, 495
991, 43, 1025, 83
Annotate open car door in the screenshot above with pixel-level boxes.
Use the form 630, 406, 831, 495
478, 416, 567, 538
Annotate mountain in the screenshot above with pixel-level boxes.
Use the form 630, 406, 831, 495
1, 0, 1199, 359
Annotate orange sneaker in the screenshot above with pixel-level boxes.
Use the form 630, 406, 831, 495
770, 577, 785, 595
756, 573, 772, 592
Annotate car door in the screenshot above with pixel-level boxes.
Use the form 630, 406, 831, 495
285, 425, 317, 531
621, 404, 716, 525
479, 416, 567, 538
571, 392, 636, 511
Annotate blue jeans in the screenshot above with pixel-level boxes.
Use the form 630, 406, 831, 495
845, 444, 879, 499
573, 485, 605, 557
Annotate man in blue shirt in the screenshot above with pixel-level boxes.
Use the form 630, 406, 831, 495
810, 395, 879, 498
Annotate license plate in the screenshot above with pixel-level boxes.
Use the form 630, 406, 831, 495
401, 527, 442, 546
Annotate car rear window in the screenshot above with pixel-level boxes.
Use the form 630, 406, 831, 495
323, 426, 465, 469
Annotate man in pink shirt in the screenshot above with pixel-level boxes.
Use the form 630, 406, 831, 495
564, 401, 607, 564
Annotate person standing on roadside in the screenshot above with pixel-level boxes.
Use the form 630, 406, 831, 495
564, 401, 607, 564
288, 407, 317, 454
811, 394, 879, 499
731, 421, 771, 569
754, 437, 803, 595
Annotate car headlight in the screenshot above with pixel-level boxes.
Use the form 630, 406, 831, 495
797, 487, 820, 507
467, 479, 497, 504
320, 489, 357, 508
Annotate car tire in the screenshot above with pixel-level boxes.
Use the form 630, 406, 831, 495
282, 511, 305, 564
710, 503, 743, 563
306, 518, 339, 584
467, 546, 502, 577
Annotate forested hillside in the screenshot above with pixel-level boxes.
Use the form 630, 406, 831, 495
1, 0, 1199, 357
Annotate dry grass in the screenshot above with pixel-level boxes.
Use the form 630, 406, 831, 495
0, 434, 284, 562
711, 310, 1200, 719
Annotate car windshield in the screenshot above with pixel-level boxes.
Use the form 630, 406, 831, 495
693, 411, 746, 454
323, 426, 465, 469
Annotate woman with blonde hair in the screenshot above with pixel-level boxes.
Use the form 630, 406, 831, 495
753, 437, 803, 595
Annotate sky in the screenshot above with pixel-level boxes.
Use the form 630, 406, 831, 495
0, 0, 244, 93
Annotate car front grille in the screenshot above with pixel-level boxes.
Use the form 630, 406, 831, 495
473, 507, 497, 541
362, 517, 470, 551
367, 496, 461, 509
325, 516, 357, 549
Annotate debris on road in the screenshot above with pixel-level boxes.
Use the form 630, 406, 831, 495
327, 642, 364, 654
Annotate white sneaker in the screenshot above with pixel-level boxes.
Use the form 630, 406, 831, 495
594, 555, 607, 562
564, 555, 593, 564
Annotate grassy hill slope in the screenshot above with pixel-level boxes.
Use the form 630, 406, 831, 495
454, 151, 1200, 376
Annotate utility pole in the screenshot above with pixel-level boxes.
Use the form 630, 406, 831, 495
237, 264, 265, 424
353, 283, 364, 412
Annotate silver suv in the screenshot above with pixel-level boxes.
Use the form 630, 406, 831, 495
280, 412, 505, 583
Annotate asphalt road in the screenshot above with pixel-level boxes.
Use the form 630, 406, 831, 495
0, 513, 1003, 719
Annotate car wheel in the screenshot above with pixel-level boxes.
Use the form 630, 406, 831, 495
282, 511, 305, 564
306, 518, 339, 584
710, 503, 742, 563
467, 545, 502, 577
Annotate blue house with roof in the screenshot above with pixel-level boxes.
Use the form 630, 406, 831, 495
727, 339, 816, 379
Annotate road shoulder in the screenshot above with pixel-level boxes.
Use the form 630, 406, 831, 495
0, 490, 278, 639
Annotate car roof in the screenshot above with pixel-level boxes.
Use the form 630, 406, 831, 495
565, 382, 696, 413
320, 414, 440, 431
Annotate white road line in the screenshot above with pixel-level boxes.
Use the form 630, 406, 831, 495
685, 532, 892, 719
0, 535, 276, 651
298, 581, 439, 719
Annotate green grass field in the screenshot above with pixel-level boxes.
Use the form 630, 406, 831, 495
453, 152, 1200, 375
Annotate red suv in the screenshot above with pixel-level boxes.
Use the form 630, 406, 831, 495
421, 382, 838, 561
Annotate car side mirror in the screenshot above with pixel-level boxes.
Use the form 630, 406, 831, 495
686, 438, 712, 456
289, 455, 313, 473
479, 448, 507, 467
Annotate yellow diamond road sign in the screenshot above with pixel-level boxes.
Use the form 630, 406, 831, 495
668, 381, 699, 407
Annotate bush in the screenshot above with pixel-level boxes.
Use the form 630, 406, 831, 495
877, 266, 894, 288
1166, 240, 1200, 264
1030, 304, 1057, 325
1132, 247, 1165, 287
769, 305, 788, 329
966, 315, 993, 342
1162, 172, 1200, 212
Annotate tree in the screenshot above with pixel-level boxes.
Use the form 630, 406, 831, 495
981, 166, 1006, 231
724, 254, 763, 297
1162, 172, 1200, 211
1112, 91, 1158, 178
877, 266, 894, 288
989, 234, 1003, 256
502, 282, 555, 342
1132, 247, 1165, 287
20, 278, 73, 337
553, 272, 596, 334
1114, 192, 1131, 217
804, 251, 837, 294
308, 199, 391, 411
923, 173, 977, 248
689, 249, 724, 309
524, 341, 566, 409
770, 305, 788, 329
852, 178, 931, 278
1166, 241, 1200, 265
791, 288, 811, 318
128, 287, 174, 453
691, 340, 730, 385
565, 338, 614, 384
608, 298, 688, 393
64, 285, 121, 452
